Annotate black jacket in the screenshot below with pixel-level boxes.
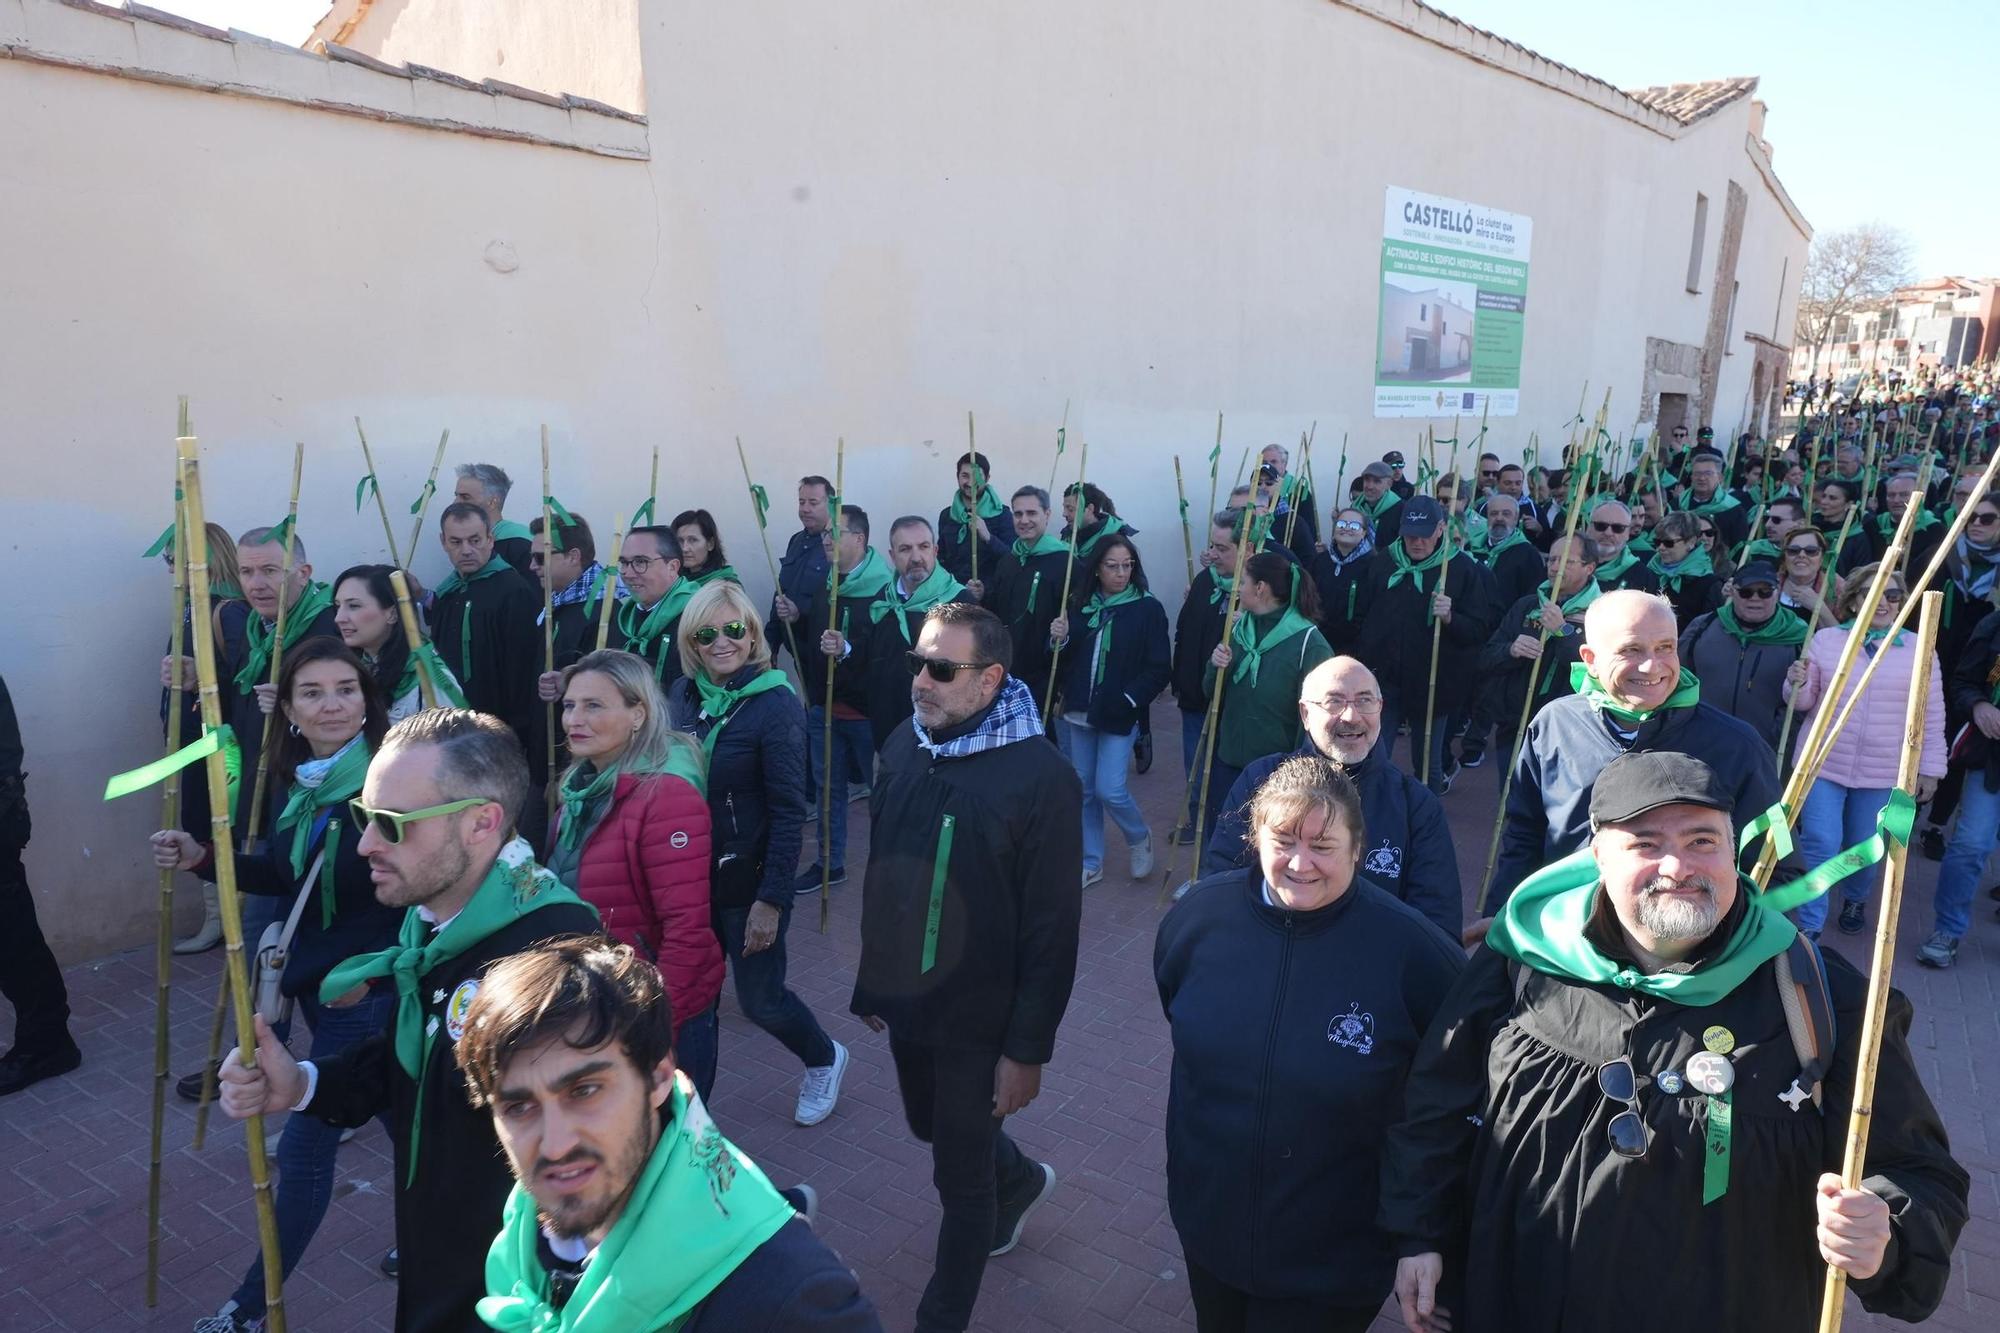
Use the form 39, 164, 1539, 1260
1308, 545, 1374, 656
1655, 567, 1721, 631
1354, 550, 1499, 712
1053, 593, 1171, 733
1474, 591, 1585, 733
308, 896, 601, 1333
432, 565, 544, 755
1171, 570, 1231, 713
0, 675, 27, 856
851, 701, 1082, 1060
1678, 611, 1802, 751
1378, 941, 1967, 1331
770, 527, 831, 663
1490, 692, 1789, 905
798, 577, 879, 717
1946, 607, 2000, 791
1486, 539, 1545, 609
235, 796, 403, 997
1157, 868, 1462, 1308
936, 501, 1016, 584
853, 587, 976, 749
981, 546, 1071, 706
667, 666, 811, 910
1200, 743, 1461, 938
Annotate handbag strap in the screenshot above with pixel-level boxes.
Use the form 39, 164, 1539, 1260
273, 837, 330, 957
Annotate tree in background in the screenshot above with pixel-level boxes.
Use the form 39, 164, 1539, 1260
1794, 223, 1916, 383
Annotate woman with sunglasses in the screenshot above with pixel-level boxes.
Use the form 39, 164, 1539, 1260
1777, 527, 1838, 618
666, 584, 848, 1124
331, 564, 465, 722
1647, 512, 1718, 631
1310, 506, 1374, 655
1696, 519, 1736, 581
1047, 533, 1170, 887
549, 647, 725, 1098
149, 639, 402, 1332
1158, 756, 1462, 1331
1783, 564, 1947, 939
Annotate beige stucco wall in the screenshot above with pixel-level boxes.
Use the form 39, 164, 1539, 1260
2, 0, 1807, 962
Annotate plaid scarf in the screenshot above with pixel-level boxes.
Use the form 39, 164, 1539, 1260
912, 675, 1043, 758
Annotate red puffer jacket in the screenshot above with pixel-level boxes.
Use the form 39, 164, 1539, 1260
555, 770, 723, 1032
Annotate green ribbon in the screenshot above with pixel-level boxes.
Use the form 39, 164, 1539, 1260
1207, 440, 1221, 472
1470, 526, 1530, 564
1536, 576, 1602, 620
542, 496, 576, 551
1649, 544, 1714, 591
1385, 539, 1448, 602
1011, 531, 1067, 560
1753, 789, 1917, 915
406, 477, 435, 515
354, 474, 379, 513
748, 482, 772, 529
1703, 1093, 1733, 1206
143, 522, 176, 559
1079, 586, 1146, 685
1570, 663, 1702, 725
830, 545, 894, 603
103, 726, 229, 801
632, 496, 656, 527
868, 562, 966, 642
266, 513, 297, 551
922, 814, 955, 974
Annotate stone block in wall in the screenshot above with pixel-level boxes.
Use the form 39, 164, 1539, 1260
228, 28, 333, 102
23, 0, 136, 66
129, 13, 234, 85
326, 50, 416, 120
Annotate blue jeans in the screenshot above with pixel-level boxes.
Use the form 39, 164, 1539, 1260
230, 985, 397, 1317
714, 903, 837, 1074
675, 1003, 720, 1102
1179, 709, 1209, 827
805, 706, 874, 871
1934, 776, 2000, 938
1063, 719, 1150, 873
1792, 779, 1894, 936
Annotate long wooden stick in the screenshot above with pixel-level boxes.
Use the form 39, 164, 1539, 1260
1163, 505, 1256, 896
192, 967, 229, 1147
178, 436, 288, 1333
147, 404, 191, 1306
403, 428, 450, 565
819, 438, 846, 934
388, 570, 439, 709
1282, 426, 1315, 552
353, 418, 403, 567
242, 442, 304, 855
1042, 438, 1092, 725
595, 516, 627, 651
1420, 429, 1461, 788
1206, 412, 1222, 531
968, 410, 981, 590
540, 428, 558, 816
1817, 588, 1940, 1333
736, 436, 803, 667
1174, 455, 1196, 584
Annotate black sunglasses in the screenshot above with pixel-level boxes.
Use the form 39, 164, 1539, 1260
692, 621, 749, 646
1598, 1056, 1649, 1159
1591, 521, 1629, 534
1736, 584, 1776, 599
1784, 543, 1823, 557
904, 651, 993, 682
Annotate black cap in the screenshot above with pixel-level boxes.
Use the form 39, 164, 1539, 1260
1383, 450, 1406, 466
1697, 425, 1715, 439
1733, 559, 1779, 586
1589, 752, 1732, 829
1400, 495, 1444, 537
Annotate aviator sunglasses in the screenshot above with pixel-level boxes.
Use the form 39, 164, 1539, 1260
692, 621, 749, 646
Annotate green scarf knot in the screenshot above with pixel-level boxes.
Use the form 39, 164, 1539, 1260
692, 668, 794, 759
1571, 663, 1702, 725
868, 564, 966, 643
233, 581, 334, 694
947, 485, 1005, 544
1648, 544, 1714, 590
1011, 531, 1068, 560
1230, 604, 1316, 686
275, 736, 371, 931
1536, 576, 1602, 620
1715, 602, 1808, 647
618, 581, 701, 680
1079, 587, 1146, 685
829, 546, 894, 603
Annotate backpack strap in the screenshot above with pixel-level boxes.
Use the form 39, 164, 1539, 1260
1774, 933, 1836, 1112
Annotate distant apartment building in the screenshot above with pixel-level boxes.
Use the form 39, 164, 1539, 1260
1793, 276, 2000, 382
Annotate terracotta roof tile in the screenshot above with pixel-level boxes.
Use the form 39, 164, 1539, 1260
1624, 77, 1760, 126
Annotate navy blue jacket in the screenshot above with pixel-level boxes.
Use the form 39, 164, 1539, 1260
1054, 593, 1171, 734
936, 500, 1016, 584
667, 666, 811, 910
770, 528, 830, 662
1155, 868, 1463, 1309
683, 1218, 882, 1331
1200, 743, 1461, 937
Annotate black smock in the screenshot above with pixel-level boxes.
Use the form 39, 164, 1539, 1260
431, 564, 544, 754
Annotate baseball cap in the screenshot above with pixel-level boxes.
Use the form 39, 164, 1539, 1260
1589, 752, 1732, 829
1733, 560, 1779, 586
1399, 495, 1444, 537
1383, 451, 1406, 467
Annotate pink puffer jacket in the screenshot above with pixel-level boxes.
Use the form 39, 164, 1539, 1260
1786, 627, 1947, 787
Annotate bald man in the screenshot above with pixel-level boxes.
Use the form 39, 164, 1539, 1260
1200, 657, 1460, 936
1488, 590, 1788, 907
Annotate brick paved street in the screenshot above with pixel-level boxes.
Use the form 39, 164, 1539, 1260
3, 698, 1997, 1330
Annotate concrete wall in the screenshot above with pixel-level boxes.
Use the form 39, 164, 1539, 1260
2, 0, 1808, 961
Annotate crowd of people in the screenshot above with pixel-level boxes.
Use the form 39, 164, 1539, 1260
0, 394, 1992, 1330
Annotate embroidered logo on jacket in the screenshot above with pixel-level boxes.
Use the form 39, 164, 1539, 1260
1364, 839, 1404, 879
1327, 1002, 1376, 1055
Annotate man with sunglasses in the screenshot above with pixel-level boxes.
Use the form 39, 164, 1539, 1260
1381, 751, 1967, 1333
853, 603, 1081, 1333
1677, 560, 1806, 750
215, 710, 601, 1333
1585, 500, 1659, 593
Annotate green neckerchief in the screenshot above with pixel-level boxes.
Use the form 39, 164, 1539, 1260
557, 762, 621, 853
1839, 619, 1909, 650
1716, 602, 1808, 647
1472, 525, 1530, 564
275, 735, 371, 931
492, 518, 533, 544
868, 563, 966, 642
830, 545, 894, 603
1011, 531, 1068, 560
1207, 571, 1234, 606
1385, 538, 1448, 590
1678, 489, 1742, 518
1594, 548, 1642, 586
1357, 491, 1402, 527
1570, 662, 1703, 725
948, 485, 1005, 544
1877, 507, 1940, 539
1648, 544, 1714, 590
432, 553, 513, 598
1535, 576, 1602, 619
1230, 603, 1316, 686
618, 581, 700, 679
393, 643, 468, 709
1075, 512, 1128, 558
320, 838, 592, 1186
685, 563, 740, 589
478, 1074, 793, 1333
1079, 586, 1147, 685
692, 667, 794, 759
232, 581, 334, 693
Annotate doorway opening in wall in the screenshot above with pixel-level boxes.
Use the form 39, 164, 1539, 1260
1658, 393, 1690, 442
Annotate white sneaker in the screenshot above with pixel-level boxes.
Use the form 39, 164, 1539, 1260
1129, 834, 1153, 879
795, 1041, 849, 1126
1081, 865, 1105, 890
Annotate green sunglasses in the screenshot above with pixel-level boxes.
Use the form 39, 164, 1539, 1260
348, 797, 490, 843
692, 621, 749, 646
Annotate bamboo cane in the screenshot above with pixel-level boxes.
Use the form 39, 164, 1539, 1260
540, 428, 558, 816
734, 437, 804, 667
595, 516, 627, 651
1419, 433, 1461, 788
1282, 427, 1315, 553
1042, 438, 1092, 725
819, 438, 846, 934
1816, 588, 1940, 1333
967, 410, 980, 590
1206, 412, 1223, 531
1232, 446, 1251, 493
1162, 505, 1256, 897
1047, 399, 1072, 496
403, 428, 449, 565
648, 445, 661, 523
192, 964, 230, 1147
241, 443, 305, 856
147, 410, 191, 1307
1476, 443, 1604, 916
1174, 455, 1196, 584
177, 436, 288, 1333
388, 570, 440, 709
1773, 507, 1856, 776
353, 419, 404, 567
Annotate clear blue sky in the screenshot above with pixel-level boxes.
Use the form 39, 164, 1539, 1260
1431, 0, 2000, 278
154, 1, 2000, 278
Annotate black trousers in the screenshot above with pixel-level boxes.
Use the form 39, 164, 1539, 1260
1184, 1256, 1382, 1333
890, 1037, 1038, 1333
0, 849, 72, 1056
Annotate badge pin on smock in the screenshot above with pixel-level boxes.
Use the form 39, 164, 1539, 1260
1701, 1025, 1735, 1055
1656, 1069, 1687, 1095
1685, 1050, 1735, 1096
